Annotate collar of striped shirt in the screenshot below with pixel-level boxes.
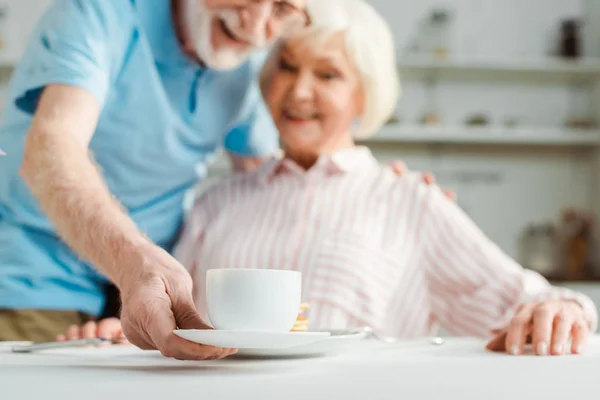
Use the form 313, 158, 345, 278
258, 146, 378, 185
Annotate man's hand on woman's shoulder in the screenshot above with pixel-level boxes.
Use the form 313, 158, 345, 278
386, 160, 457, 201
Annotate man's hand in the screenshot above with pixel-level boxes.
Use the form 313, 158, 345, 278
486, 300, 590, 356
387, 161, 456, 201
118, 244, 237, 360
227, 153, 268, 172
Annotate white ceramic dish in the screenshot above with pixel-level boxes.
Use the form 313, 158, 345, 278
173, 329, 330, 349
236, 330, 368, 358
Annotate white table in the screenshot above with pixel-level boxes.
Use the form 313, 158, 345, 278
1, 337, 599, 400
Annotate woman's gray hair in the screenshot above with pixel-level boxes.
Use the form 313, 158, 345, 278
260, 0, 400, 139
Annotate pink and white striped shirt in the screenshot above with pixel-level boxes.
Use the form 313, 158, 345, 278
174, 147, 598, 338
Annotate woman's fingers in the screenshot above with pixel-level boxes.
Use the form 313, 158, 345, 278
488, 301, 588, 356
531, 303, 556, 355
66, 324, 82, 340
550, 310, 574, 355
97, 318, 124, 340
485, 330, 507, 352
571, 317, 590, 354
81, 321, 99, 339
505, 303, 535, 355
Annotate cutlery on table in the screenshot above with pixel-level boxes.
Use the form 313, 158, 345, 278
327, 326, 444, 346
11, 337, 125, 353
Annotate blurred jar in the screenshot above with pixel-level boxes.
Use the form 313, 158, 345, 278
429, 10, 451, 59
415, 8, 452, 59
521, 223, 558, 277
558, 209, 594, 280
560, 19, 581, 59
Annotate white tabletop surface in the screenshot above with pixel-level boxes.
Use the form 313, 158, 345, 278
1, 337, 599, 400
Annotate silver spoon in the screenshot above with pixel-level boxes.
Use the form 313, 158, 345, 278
349, 326, 444, 345
11, 337, 125, 353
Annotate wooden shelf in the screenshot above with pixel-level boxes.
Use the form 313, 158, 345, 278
360, 125, 600, 146
544, 275, 600, 284
398, 55, 600, 79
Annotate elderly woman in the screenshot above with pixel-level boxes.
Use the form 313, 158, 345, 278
63, 0, 596, 356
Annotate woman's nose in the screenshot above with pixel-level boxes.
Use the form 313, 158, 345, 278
291, 74, 314, 100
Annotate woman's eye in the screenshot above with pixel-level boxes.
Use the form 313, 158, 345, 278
319, 71, 339, 80
279, 59, 297, 72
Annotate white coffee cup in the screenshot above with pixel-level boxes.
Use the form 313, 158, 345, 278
206, 268, 302, 332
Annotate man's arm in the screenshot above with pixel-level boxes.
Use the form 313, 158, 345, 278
20, 84, 232, 360
20, 84, 149, 286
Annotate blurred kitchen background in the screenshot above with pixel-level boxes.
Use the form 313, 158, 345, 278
2, 0, 600, 307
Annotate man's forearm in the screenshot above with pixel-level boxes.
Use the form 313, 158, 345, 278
21, 132, 150, 286
19, 85, 152, 288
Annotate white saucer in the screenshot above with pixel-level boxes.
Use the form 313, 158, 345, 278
173, 329, 330, 349
236, 330, 367, 358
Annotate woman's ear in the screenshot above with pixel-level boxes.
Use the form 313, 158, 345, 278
355, 86, 366, 117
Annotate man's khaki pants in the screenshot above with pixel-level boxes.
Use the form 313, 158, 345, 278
0, 309, 93, 342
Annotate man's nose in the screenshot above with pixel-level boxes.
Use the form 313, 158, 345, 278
239, 2, 272, 39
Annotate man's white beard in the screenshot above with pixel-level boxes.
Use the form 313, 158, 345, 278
186, 0, 266, 70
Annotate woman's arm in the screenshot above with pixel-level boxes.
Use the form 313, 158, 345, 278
419, 184, 598, 339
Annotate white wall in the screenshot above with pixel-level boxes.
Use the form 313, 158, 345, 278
0, 0, 52, 61
364, 0, 599, 264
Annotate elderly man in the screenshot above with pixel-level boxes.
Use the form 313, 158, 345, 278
0, 0, 312, 360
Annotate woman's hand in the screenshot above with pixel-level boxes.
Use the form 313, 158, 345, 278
57, 318, 127, 342
486, 300, 590, 356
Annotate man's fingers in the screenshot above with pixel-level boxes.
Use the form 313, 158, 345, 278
532, 304, 555, 355
121, 308, 159, 351
168, 292, 233, 360
444, 190, 457, 201
172, 293, 212, 331
571, 317, 589, 354
162, 334, 226, 361
506, 303, 535, 355
551, 311, 573, 355
124, 329, 155, 350
423, 172, 435, 185
388, 161, 407, 175
145, 296, 225, 361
